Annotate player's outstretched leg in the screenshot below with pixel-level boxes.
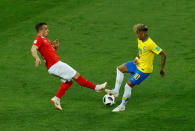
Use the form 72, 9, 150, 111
74, 72, 107, 93
51, 81, 73, 110
105, 64, 128, 97
112, 81, 133, 112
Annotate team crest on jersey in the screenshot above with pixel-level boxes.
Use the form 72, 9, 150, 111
143, 46, 146, 50
34, 40, 37, 44
156, 46, 161, 51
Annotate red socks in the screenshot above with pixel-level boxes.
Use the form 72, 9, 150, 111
56, 81, 73, 98
56, 75, 95, 99
76, 75, 96, 90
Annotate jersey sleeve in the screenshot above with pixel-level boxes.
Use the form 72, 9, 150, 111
150, 41, 162, 55
33, 37, 43, 48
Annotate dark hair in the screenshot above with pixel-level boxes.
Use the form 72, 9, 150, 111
138, 25, 148, 32
133, 24, 148, 32
35, 22, 47, 32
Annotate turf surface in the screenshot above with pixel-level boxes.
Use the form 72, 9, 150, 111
0, 0, 194, 130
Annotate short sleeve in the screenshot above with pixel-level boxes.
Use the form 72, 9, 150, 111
150, 41, 162, 55
33, 37, 43, 48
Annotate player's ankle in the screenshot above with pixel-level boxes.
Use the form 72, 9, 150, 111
55, 96, 61, 101
121, 100, 127, 107
95, 86, 99, 91
120, 103, 126, 108
113, 89, 119, 94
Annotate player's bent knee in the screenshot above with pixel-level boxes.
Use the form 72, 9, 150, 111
117, 67, 121, 72
118, 64, 128, 73
117, 65, 124, 72
73, 72, 80, 80
127, 81, 134, 87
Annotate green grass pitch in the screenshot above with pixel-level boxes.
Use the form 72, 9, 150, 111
0, 0, 194, 130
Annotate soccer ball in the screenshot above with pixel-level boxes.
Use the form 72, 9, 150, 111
103, 94, 115, 106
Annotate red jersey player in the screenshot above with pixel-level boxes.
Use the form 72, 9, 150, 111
31, 22, 107, 111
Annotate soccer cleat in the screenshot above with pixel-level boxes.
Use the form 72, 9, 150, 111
112, 105, 125, 112
51, 97, 62, 111
95, 82, 108, 93
104, 89, 119, 98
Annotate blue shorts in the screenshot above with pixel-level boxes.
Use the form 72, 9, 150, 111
126, 61, 150, 85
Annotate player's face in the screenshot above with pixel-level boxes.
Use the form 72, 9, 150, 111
136, 31, 145, 40
41, 25, 49, 37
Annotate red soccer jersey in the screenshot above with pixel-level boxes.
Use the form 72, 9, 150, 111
33, 36, 60, 69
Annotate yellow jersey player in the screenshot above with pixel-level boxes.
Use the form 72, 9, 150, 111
105, 24, 166, 112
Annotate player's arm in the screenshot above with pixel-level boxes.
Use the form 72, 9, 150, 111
150, 41, 166, 77
31, 45, 41, 67
159, 50, 166, 77
53, 39, 59, 50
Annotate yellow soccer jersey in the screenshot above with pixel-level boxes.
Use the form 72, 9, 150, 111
137, 37, 162, 73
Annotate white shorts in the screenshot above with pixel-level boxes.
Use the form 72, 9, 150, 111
48, 61, 77, 83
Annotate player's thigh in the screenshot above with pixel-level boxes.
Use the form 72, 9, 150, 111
48, 61, 77, 81
125, 61, 137, 74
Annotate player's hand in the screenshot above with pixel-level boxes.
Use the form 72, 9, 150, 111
35, 58, 41, 67
53, 39, 59, 50
160, 69, 165, 77
134, 57, 139, 65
